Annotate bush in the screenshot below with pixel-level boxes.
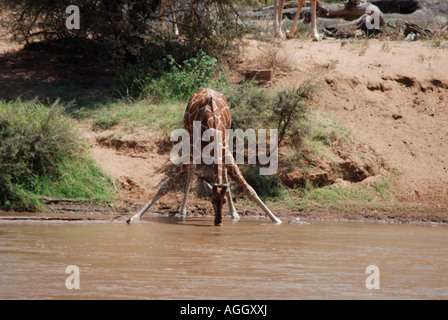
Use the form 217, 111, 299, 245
240, 165, 288, 201
115, 50, 228, 101
222, 81, 274, 131
113, 66, 154, 101
1, 0, 246, 66
0, 99, 116, 210
153, 50, 229, 101
270, 78, 316, 146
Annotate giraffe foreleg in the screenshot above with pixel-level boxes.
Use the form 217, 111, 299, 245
177, 164, 196, 220
127, 162, 192, 223
223, 168, 240, 220
309, 0, 322, 41
224, 154, 281, 224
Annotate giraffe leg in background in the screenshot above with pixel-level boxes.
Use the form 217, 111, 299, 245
287, 0, 306, 39
309, 0, 322, 41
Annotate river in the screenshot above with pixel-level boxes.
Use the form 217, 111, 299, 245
1, 215, 447, 299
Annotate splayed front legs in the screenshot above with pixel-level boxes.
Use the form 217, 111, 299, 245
127, 163, 242, 224
126, 162, 192, 223
127, 158, 281, 225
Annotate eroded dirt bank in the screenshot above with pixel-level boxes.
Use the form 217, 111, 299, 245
236, 39, 448, 206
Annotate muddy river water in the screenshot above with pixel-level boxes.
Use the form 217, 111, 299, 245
1, 215, 447, 299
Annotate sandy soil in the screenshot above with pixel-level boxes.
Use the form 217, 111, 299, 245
236, 38, 448, 208
1, 31, 447, 223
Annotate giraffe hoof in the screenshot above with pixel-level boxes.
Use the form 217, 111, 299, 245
313, 34, 323, 42
214, 221, 223, 226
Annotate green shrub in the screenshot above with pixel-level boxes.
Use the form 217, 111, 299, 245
0, 99, 116, 210
27, 156, 116, 201
222, 81, 274, 130
154, 50, 228, 101
240, 165, 288, 201
113, 66, 153, 101
270, 79, 315, 146
115, 50, 228, 101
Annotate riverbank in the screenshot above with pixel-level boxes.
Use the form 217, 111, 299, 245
1, 200, 447, 225
1, 32, 447, 223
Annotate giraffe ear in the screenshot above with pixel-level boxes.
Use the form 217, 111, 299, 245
203, 180, 213, 193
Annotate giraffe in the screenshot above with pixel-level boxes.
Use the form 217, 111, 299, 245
274, 0, 322, 41
127, 88, 282, 226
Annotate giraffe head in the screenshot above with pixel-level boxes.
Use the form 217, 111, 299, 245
211, 184, 228, 226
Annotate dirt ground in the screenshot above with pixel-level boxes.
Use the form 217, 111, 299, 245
236, 38, 448, 206
1, 33, 447, 224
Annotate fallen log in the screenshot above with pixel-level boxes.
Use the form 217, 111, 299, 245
246, 0, 442, 39
254, 1, 385, 24
252, 0, 422, 20
308, 1, 384, 22
319, 14, 382, 38
312, 1, 385, 37
404, 20, 432, 36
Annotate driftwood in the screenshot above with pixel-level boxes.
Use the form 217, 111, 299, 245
404, 21, 432, 36
250, 1, 385, 37
319, 14, 382, 38
255, 0, 410, 21
316, 1, 381, 21
260, 0, 422, 15
247, 0, 445, 39
402, 21, 432, 40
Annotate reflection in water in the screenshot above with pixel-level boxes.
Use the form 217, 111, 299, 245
1, 216, 447, 299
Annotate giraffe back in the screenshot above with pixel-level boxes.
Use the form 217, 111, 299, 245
183, 88, 231, 137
